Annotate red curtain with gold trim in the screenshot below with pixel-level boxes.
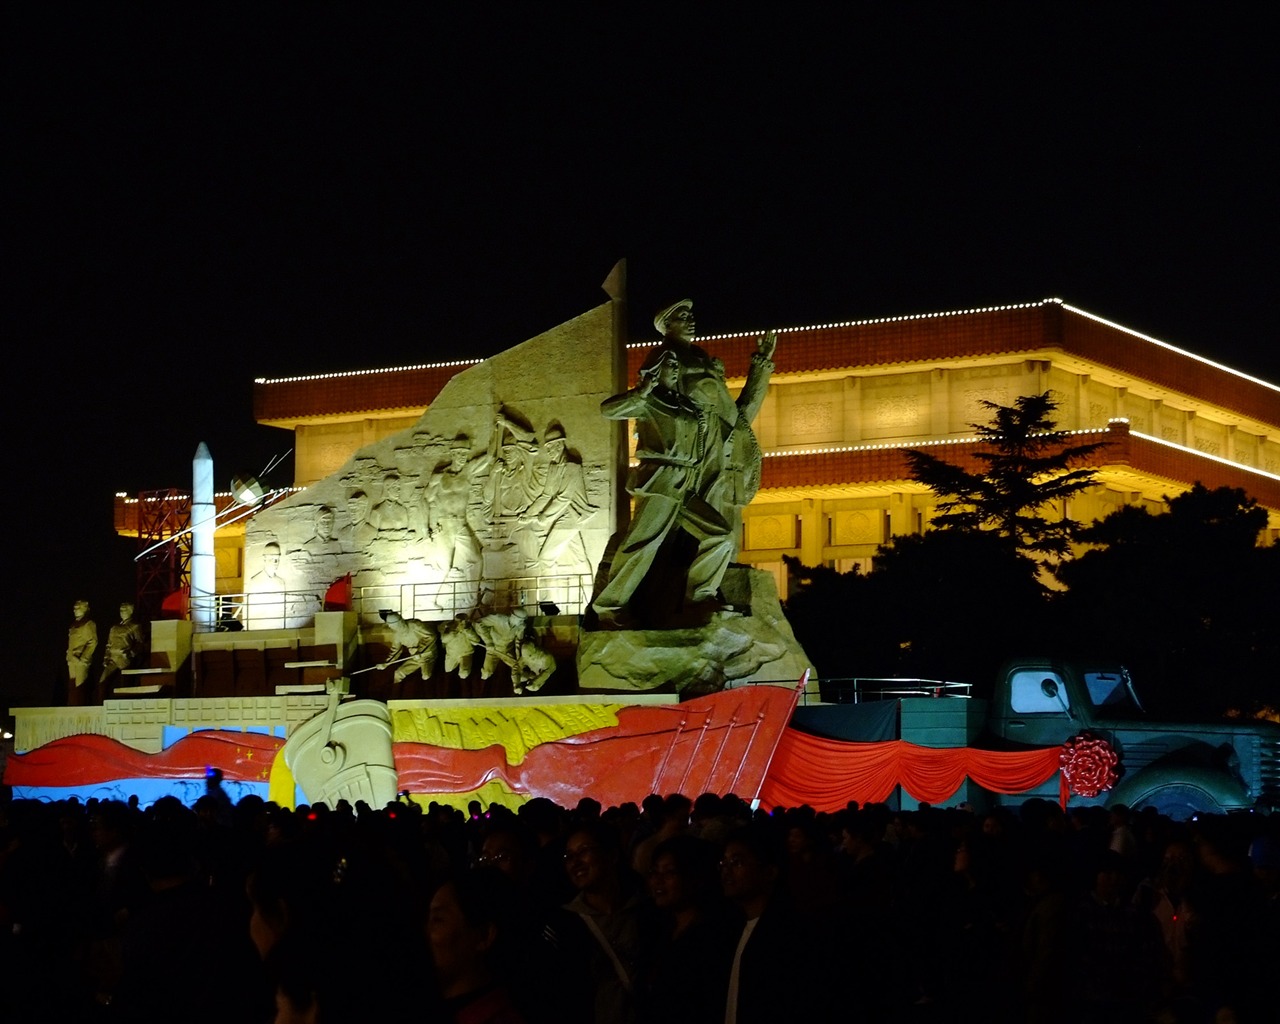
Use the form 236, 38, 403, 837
759, 729, 1067, 811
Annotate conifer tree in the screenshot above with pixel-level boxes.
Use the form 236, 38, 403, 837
904, 392, 1106, 557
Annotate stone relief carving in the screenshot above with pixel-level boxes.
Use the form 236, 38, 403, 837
870, 393, 919, 429
245, 411, 606, 628
244, 295, 619, 640
833, 510, 879, 545
790, 402, 834, 434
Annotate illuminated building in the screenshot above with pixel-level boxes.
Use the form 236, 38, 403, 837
115, 298, 1280, 599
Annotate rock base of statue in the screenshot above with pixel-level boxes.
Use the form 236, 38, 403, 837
576, 566, 816, 696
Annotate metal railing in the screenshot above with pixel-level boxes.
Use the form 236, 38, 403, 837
198, 573, 595, 632
817, 677, 973, 704
352, 573, 593, 623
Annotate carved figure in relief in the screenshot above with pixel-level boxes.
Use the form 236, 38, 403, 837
100, 601, 146, 685
371, 473, 413, 534
377, 610, 439, 684
426, 440, 486, 591
593, 299, 775, 620
482, 414, 542, 522
343, 490, 377, 553
301, 505, 342, 555
522, 424, 596, 574
245, 541, 287, 628
65, 599, 98, 705
440, 613, 482, 679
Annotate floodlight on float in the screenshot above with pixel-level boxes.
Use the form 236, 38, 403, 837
231, 473, 266, 506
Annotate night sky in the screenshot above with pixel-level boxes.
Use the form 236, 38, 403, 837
6, 4, 1277, 710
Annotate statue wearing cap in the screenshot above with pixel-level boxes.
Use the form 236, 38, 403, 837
593, 302, 776, 622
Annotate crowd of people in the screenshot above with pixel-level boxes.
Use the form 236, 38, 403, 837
1, 784, 1277, 1024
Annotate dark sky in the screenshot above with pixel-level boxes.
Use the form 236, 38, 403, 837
5, 4, 1277, 708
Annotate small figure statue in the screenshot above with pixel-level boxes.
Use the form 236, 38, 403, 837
65, 599, 98, 706
377, 610, 439, 684
440, 613, 482, 679
473, 609, 555, 695
473, 609, 530, 682
511, 634, 556, 695
100, 601, 146, 685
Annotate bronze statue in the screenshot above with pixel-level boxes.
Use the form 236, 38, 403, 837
593, 301, 774, 624
100, 601, 146, 685
66, 599, 98, 705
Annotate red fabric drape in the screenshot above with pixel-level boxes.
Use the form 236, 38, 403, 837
758, 730, 1067, 811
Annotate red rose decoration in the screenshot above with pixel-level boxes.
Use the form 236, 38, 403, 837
1059, 732, 1119, 798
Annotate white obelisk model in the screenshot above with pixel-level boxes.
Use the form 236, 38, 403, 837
191, 442, 216, 631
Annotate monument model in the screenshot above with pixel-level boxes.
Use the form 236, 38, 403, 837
11, 267, 1278, 821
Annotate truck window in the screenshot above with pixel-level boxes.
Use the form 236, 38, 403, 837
1009, 670, 1070, 714
1083, 670, 1142, 715
1084, 672, 1124, 706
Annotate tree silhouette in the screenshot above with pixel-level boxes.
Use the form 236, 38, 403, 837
1056, 484, 1277, 718
904, 392, 1107, 557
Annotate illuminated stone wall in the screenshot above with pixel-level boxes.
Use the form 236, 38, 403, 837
243, 298, 625, 627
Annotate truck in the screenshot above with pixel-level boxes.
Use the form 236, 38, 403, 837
817, 658, 1280, 818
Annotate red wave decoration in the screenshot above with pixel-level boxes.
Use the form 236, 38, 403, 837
4, 731, 284, 787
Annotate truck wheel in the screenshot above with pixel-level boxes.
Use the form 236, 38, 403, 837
1131, 784, 1224, 820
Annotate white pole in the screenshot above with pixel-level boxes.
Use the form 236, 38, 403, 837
191, 442, 216, 630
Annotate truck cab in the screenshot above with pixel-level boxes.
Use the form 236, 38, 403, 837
985, 658, 1280, 818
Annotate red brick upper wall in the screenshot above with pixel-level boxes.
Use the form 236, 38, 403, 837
254, 362, 477, 423
255, 303, 1278, 428
757, 422, 1280, 510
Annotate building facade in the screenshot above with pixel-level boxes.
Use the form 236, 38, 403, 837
115, 298, 1280, 599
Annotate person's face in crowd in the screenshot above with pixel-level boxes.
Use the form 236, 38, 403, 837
119, 602, 134, 622
427, 882, 494, 989
247, 887, 285, 959
73, 600, 89, 620
564, 830, 610, 892
786, 826, 810, 855
720, 840, 777, 905
273, 987, 315, 1024
479, 832, 529, 882
648, 851, 690, 911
